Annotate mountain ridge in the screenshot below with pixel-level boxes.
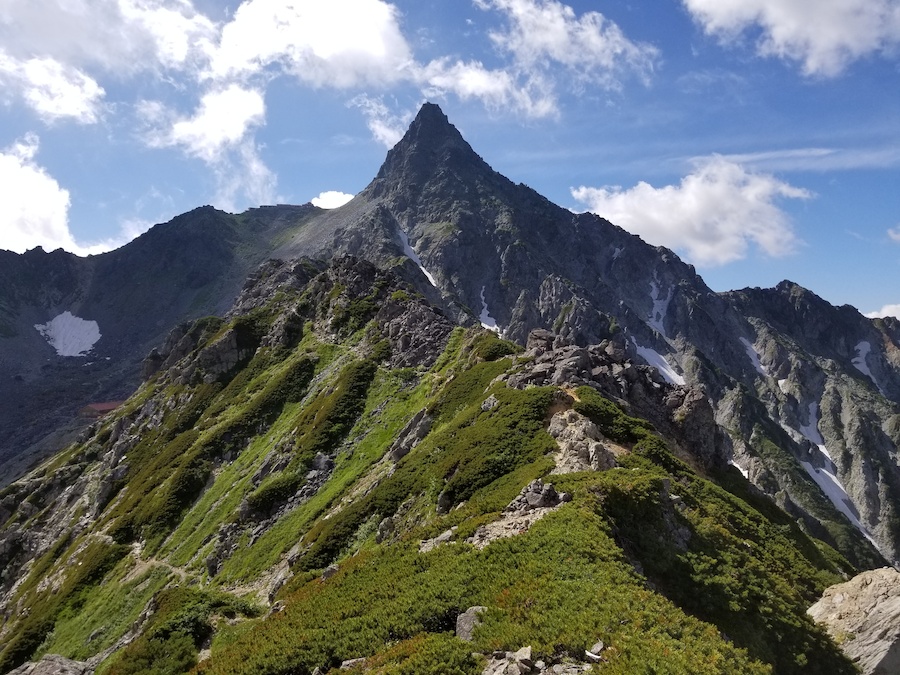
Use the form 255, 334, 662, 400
0, 103, 897, 674
1, 102, 898, 567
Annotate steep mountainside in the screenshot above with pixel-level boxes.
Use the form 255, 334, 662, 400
0, 205, 320, 481
271, 103, 900, 565
0, 257, 866, 674
3, 104, 897, 569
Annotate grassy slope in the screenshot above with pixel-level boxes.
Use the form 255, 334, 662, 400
0, 320, 860, 675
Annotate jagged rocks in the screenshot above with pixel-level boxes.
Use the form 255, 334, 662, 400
808, 567, 900, 675
419, 526, 457, 553
504, 480, 571, 512
548, 409, 618, 474
466, 481, 570, 549
388, 408, 433, 461
480, 646, 598, 674
7, 654, 92, 674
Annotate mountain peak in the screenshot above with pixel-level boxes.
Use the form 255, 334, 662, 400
370, 103, 492, 193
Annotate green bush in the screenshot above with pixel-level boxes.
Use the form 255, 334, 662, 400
471, 333, 521, 362
572, 386, 653, 444
101, 587, 258, 675
246, 472, 305, 515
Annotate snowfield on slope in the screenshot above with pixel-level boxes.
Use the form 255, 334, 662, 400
630, 337, 685, 385
740, 337, 768, 377
34, 312, 101, 357
397, 228, 438, 287
852, 341, 886, 395
479, 286, 501, 333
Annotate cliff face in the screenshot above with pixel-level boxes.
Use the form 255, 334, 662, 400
809, 567, 900, 674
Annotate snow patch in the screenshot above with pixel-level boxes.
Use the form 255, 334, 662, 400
740, 337, 768, 377
479, 286, 500, 333
791, 400, 877, 547
852, 341, 885, 394
799, 402, 825, 445
800, 459, 879, 549
777, 379, 789, 393
397, 228, 437, 287
612, 246, 624, 260
648, 281, 673, 338
34, 311, 101, 357
630, 337, 685, 385
730, 460, 749, 479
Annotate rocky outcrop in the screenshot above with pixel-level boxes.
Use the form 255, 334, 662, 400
388, 408, 433, 462
7, 654, 92, 675
548, 409, 619, 474
466, 480, 571, 550
505, 330, 728, 471
808, 567, 900, 675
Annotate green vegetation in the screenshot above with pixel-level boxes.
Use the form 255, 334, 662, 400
572, 385, 654, 444
0, 288, 863, 675
98, 587, 258, 675
0, 539, 130, 672
198, 507, 770, 675
470, 332, 522, 362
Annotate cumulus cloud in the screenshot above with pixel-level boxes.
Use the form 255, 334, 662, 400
209, 0, 413, 86
158, 85, 266, 161
0, 0, 216, 76
311, 191, 355, 209
0, 134, 74, 254
140, 85, 275, 210
0, 135, 154, 255
421, 58, 557, 118
865, 304, 900, 320
571, 156, 811, 266
0, 52, 105, 124
683, 0, 900, 76
474, 0, 658, 86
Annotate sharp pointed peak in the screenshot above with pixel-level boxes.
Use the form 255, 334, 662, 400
393, 102, 467, 153
370, 102, 493, 190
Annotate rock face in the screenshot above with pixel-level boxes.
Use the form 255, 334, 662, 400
548, 409, 619, 474
808, 567, 900, 675
7, 654, 92, 675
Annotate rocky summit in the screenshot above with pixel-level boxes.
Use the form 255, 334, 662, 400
0, 104, 899, 674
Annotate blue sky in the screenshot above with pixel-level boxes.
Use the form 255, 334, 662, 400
1, 0, 898, 317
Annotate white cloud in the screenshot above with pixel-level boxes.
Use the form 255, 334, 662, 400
683, 0, 900, 76
168, 85, 266, 161
141, 85, 276, 211
421, 58, 557, 118
311, 191, 355, 209
0, 134, 156, 255
211, 141, 278, 211
0, 134, 76, 254
0, 0, 216, 76
888, 226, 900, 243
349, 95, 416, 148
474, 0, 658, 86
0, 51, 105, 124
209, 0, 413, 87
572, 156, 811, 266
865, 304, 900, 319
